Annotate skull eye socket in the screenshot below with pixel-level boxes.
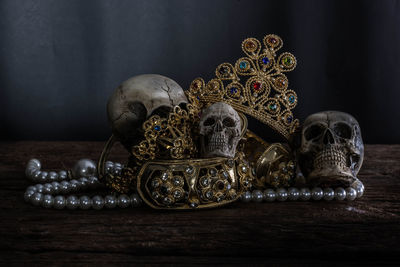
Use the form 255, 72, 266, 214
333, 122, 352, 139
304, 124, 324, 140
223, 117, 235, 127
203, 117, 216, 126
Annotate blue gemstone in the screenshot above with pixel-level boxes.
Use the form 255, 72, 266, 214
262, 57, 270, 65
154, 125, 161, 131
239, 61, 247, 69
288, 95, 295, 103
287, 116, 293, 123
230, 87, 238, 94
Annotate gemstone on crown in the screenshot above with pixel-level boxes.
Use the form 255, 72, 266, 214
187, 34, 299, 140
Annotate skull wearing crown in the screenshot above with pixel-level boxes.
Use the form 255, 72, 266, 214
298, 111, 364, 187
199, 102, 242, 158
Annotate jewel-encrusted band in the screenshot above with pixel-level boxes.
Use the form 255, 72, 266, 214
136, 152, 254, 209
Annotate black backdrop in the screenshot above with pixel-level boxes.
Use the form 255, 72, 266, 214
1, 0, 399, 143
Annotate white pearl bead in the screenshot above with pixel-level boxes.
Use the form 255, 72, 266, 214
354, 182, 365, 198
69, 180, 80, 191
276, 188, 288, 201
288, 187, 300, 201
43, 183, 53, 194
335, 187, 347, 201
130, 194, 142, 207
35, 184, 44, 193
42, 194, 54, 208
60, 181, 70, 193
299, 188, 311, 201
92, 196, 104, 210
252, 190, 264, 202
51, 182, 61, 193
26, 159, 41, 178
241, 191, 252, 202
58, 170, 68, 180
118, 194, 131, 208
263, 189, 276, 202
48, 171, 58, 181
79, 196, 92, 210
66, 195, 80, 209
31, 192, 43, 206
345, 187, 357, 201
323, 188, 335, 201
72, 159, 97, 178
39, 171, 49, 182
24, 189, 36, 202
311, 187, 323, 200
104, 195, 117, 208
28, 158, 41, 168
54, 196, 66, 209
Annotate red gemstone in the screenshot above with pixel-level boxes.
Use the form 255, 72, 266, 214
253, 82, 262, 91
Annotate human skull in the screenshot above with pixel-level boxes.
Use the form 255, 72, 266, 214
107, 74, 187, 148
298, 111, 364, 187
199, 102, 242, 158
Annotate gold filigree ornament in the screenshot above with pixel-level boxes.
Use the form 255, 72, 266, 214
187, 34, 300, 141
132, 104, 199, 162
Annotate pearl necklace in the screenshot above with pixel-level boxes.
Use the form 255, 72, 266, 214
24, 159, 142, 209
24, 159, 365, 209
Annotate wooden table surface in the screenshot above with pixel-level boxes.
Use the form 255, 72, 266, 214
0, 142, 399, 265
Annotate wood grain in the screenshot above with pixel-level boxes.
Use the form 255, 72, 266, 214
0, 142, 399, 265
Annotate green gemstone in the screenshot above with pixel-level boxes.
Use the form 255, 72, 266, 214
283, 56, 293, 66
269, 104, 277, 111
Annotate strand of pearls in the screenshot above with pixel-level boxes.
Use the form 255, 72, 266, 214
24, 159, 142, 209
24, 159, 365, 209
241, 183, 364, 203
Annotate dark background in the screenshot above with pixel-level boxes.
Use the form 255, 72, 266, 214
1, 0, 399, 143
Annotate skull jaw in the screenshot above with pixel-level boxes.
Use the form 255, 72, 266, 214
308, 166, 357, 187
204, 145, 235, 158
201, 134, 237, 158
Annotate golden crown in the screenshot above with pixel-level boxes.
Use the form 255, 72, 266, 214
187, 34, 300, 140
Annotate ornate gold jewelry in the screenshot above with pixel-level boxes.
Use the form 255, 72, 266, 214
254, 143, 296, 188
136, 152, 254, 209
187, 34, 299, 140
97, 33, 300, 207
132, 104, 200, 161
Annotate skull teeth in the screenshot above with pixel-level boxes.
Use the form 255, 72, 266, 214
208, 136, 227, 151
314, 147, 346, 169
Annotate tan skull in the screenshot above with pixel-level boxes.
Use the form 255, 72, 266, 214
199, 102, 241, 158
298, 111, 364, 187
